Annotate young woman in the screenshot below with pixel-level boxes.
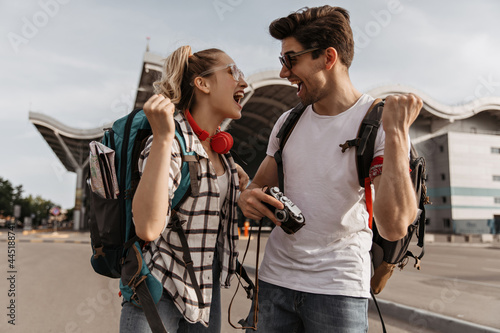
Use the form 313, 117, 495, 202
120, 45, 248, 332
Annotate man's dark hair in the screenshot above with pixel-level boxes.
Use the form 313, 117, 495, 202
269, 6, 354, 68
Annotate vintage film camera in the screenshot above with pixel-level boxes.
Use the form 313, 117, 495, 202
263, 187, 305, 234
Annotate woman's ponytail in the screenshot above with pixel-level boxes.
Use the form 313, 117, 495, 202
153, 45, 192, 105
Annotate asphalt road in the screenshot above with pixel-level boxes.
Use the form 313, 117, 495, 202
0, 232, 499, 332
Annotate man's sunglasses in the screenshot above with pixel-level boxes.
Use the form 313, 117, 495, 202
198, 63, 245, 82
279, 48, 319, 70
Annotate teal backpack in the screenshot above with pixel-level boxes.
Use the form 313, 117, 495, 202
88, 109, 220, 332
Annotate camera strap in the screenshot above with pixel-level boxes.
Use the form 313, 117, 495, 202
228, 222, 262, 330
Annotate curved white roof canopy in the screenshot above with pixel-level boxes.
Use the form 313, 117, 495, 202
367, 84, 500, 122
29, 111, 110, 172
30, 54, 500, 177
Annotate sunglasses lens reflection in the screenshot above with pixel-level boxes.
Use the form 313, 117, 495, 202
279, 56, 291, 69
230, 65, 244, 81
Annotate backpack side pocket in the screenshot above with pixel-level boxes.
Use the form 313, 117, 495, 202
89, 190, 122, 278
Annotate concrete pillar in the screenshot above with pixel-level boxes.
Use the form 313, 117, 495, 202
73, 166, 84, 231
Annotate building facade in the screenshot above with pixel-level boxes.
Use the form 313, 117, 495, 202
371, 86, 500, 234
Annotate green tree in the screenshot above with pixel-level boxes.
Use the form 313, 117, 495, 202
13, 184, 23, 202
0, 177, 14, 216
25, 194, 56, 227
0, 177, 60, 226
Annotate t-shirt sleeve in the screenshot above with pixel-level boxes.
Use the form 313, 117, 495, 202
373, 125, 385, 158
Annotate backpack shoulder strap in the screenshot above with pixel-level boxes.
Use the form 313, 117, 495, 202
338, 98, 384, 187
338, 98, 383, 229
169, 120, 205, 309
172, 120, 199, 210
276, 102, 307, 150
275, 102, 308, 191
356, 99, 384, 187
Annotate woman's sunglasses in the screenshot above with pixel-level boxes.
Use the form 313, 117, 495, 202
198, 63, 245, 82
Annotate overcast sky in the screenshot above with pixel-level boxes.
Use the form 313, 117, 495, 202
1, 0, 499, 209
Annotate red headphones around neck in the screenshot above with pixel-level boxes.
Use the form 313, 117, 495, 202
185, 110, 233, 154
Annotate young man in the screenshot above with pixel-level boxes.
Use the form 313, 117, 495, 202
238, 5, 423, 332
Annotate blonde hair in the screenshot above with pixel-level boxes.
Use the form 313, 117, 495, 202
153, 45, 224, 111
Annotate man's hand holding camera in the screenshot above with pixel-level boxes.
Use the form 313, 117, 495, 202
263, 187, 305, 234
239, 186, 305, 234
238, 187, 285, 225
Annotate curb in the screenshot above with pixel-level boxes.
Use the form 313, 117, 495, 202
369, 298, 500, 333
427, 242, 500, 249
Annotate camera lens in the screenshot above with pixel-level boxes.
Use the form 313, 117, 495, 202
275, 209, 288, 223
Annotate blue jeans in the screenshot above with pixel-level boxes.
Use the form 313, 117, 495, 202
245, 280, 368, 333
119, 256, 221, 333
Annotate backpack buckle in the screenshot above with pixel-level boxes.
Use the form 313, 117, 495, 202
413, 256, 421, 270
339, 139, 359, 153
169, 214, 183, 231
183, 258, 194, 268
243, 285, 254, 300
130, 292, 140, 305
129, 275, 147, 305
397, 257, 409, 270
93, 246, 105, 259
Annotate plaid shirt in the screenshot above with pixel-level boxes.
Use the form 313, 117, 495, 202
137, 112, 240, 325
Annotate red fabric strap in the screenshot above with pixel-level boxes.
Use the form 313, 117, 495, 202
369, 156, 384, 182
365, 177, 373, 229
366, 157, 383, 229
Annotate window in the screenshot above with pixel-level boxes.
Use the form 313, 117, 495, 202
441, 173, 446, 181
493, 175, 500, 182
442, 196, 447, 203
443, 218, 451, 228
492, 147, 500, 154
495, 197, 500, 204
439, 145, 444, 153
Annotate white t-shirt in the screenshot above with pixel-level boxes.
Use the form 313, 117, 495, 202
218, 170, 229, 211
259, 94, 384, 298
